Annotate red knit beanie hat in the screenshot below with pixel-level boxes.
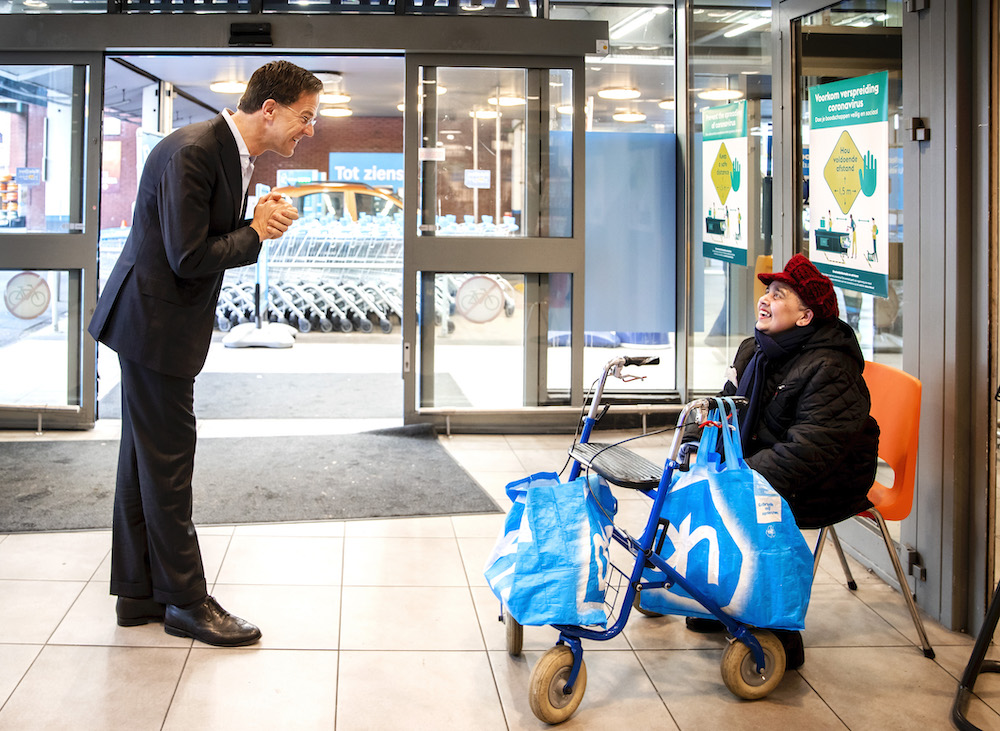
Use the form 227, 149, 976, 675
758, 254, 839, 322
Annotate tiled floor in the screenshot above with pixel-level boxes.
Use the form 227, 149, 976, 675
1, 424, 999, 730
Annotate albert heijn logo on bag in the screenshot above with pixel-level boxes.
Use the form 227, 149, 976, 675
583, 522, 614, 606
661, 500, 743, 608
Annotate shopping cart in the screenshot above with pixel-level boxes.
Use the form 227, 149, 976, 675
501, 355, 787, 724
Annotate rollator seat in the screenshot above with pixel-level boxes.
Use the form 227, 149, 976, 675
569, 442, 662, 491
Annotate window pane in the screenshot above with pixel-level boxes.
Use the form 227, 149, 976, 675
419, 272, 577, 408
417, 67, 573, 238
689, 4, 772, 391
797, 2, 903, 369
550, 1, 678, 392
1, 268, 80, 407
0, 65, 86, 234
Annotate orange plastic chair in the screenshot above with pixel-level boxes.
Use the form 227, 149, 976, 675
811, 360, 934, 658
753, 254, 773, 303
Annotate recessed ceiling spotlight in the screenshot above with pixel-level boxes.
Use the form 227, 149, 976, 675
487, 96, 526, 106
598, 87, 641, 100
658, 99, 675, 110
320, 92, 351, 105
210, 81, 247, 94
320, 107, 353, 118
613, 111, 646, 122
697, 89, 744, 101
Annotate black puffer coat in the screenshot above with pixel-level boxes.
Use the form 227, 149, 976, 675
722, 319, 879, 529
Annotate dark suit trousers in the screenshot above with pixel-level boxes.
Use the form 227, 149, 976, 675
111, 356, 208, 606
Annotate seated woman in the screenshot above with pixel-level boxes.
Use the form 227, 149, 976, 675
688, 254, 879, 669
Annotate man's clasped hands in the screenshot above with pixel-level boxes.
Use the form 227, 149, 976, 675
250, 191, 300, 241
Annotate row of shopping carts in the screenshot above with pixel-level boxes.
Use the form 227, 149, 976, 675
216, 226, 406, 335
216, 277, 404, 335
213, 224, 521, 335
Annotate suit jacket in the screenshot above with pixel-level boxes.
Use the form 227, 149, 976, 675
89, 114, 261, 379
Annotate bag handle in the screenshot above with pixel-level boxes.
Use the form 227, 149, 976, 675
714, 396, 747, 468
694, 405, 723, 469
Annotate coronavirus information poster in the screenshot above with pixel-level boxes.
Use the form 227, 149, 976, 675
808, 71, 889, 298
702, 101, 749, 266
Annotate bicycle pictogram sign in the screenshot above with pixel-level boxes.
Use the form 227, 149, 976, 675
4, 271, 51, 320
456, 275, 503, 324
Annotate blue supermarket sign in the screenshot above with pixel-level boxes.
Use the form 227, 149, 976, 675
16, 167, 41, 186
328, 153, 403, 193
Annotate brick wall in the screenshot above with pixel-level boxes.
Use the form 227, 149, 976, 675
251, 116, 403, 189
100, 120, 139, 229
100, 115, 403, 230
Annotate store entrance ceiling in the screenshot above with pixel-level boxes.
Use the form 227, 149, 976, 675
104, 54, 406, 126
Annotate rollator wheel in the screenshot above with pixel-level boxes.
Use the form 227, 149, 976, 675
720, 629, 785, 700
529, 645, 587, 724
503, 609, 522, 657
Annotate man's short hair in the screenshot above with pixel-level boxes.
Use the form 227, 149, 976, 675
238, 61, 323, 113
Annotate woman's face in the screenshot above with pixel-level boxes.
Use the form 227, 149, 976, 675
756, 282, 813, 334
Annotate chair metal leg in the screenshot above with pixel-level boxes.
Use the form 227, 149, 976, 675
812, 526, 829, 580
827, 525, 858, 591
871, 508, 935, 658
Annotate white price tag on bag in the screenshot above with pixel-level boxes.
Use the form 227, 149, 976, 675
755, 493, 782, 524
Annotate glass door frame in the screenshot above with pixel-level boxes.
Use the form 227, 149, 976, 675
0, 51, 104, 431
774, 0, 920, 595
402, 53, 588, 432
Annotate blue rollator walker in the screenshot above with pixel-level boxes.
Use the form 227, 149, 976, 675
505, 355, 786, 724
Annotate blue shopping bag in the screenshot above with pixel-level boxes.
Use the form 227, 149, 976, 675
483, 471, 618, 627
639, 398, 813, 630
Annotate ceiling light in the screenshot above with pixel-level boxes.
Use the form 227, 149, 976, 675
210, 81, 247, 94
598, 87, 641, 100
613, 111, 646, 123
488, 96, 526, 106
320, 107, 353, 118
420, 80, 447, 94
556, 105, 574, 115
724, 16, 770, 37
470, 110, 499, 119
609, 6, 668, 40
321, 92, 351, 105
311, 71, 353, 107
23, 0, 48, 6
698, 89, 744, 101
658, 99, 675, 110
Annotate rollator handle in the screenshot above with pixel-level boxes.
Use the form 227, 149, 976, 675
623, 356, 660, 367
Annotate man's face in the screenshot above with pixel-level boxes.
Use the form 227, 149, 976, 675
268, 91, 320, 157
756, 282, 813, 334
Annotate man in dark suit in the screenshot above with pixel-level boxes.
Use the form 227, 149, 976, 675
89, 61, 323, 646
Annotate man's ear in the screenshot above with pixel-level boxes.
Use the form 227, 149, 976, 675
261, 99, 278, 121
796, 308, 815, 327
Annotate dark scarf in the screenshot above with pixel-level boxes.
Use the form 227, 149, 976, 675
735, 325, 816, 445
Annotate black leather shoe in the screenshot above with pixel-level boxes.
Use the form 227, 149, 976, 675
685, 616, 726, 633
774, 629, 805, 670
116, 596, 166, 627
164, 596, 261, 647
